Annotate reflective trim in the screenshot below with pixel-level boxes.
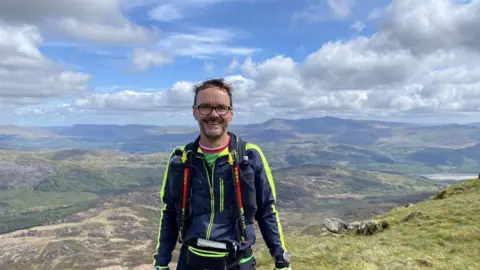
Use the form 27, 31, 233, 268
245, 143, 287, 251
187, 246, 228, 257
152, 146, 183, 266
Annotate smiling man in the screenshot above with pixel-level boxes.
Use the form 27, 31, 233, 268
152, 78, 291, 270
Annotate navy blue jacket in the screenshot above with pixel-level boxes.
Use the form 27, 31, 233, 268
152, 133, 287, 268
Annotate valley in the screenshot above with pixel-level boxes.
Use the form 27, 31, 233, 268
0, 116, 479, 269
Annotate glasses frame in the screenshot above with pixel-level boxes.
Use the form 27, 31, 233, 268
193, 104, 233, 116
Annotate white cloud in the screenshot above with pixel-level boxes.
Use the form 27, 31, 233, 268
147, 0, 231, 22
292, 0, 356, 24
6, 0, 480, 124
0, 23, 91, 103
0, 0, 158, 46
327, 0, 356, 18
350, 21, 365, 32
131, 48, 173, 71
378, 0, 480, 55
155, 27, 258, 59
148, 4, 182, 22
130, 27, 258, 70
226, 57, 240, 73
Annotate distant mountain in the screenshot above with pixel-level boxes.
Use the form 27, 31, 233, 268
2, 116, 480, 173
407, 144, 480, 167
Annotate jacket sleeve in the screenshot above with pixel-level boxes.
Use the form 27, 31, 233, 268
248, 144, 287, 257
152, 150, 179, 268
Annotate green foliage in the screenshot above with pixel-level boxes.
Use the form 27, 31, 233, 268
0, 190, 98, 212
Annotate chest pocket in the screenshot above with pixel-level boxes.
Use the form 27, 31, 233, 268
189, 166, 213, 215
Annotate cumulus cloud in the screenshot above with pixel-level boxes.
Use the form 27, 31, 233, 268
0, 0, 158, 46
7, 0, 480, 122
0, 23, 91, 103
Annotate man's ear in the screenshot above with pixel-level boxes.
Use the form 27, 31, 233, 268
230, 109, 234, 118
192, 108, 198, 121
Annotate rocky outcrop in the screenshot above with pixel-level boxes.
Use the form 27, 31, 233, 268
324, 217, 389, 236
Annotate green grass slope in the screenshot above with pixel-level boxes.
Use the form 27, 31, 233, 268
0, 149, 169, 234
255, 179, 480, 270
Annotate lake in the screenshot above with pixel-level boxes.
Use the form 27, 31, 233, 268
419, 173, 478, 181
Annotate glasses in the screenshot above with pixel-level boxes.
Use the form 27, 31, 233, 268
193, 104, 232, 116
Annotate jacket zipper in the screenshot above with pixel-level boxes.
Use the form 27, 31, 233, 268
220, 177, 224, 212
203, 161, 215, 240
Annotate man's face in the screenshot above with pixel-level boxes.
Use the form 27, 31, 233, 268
193, 87, 233, 140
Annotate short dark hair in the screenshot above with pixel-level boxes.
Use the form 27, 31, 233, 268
193, 78, 233, 106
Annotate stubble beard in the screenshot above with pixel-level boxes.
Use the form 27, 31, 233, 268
199, 117, 228, 140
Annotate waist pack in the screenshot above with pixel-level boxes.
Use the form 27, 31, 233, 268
182, 238, 255, 270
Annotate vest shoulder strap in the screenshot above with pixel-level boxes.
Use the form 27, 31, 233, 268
236, 138, 248, 164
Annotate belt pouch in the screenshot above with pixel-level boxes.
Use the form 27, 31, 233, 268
185, 245, 229, 270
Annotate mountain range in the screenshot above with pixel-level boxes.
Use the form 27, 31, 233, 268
1, 116, 479, 174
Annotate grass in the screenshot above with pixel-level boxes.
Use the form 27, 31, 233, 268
0, 189, 98, 212
254, 179, 480, 270
0, 189, 98, 234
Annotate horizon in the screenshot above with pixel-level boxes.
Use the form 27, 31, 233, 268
2, 115, 480, 128
1, 0, 479, 126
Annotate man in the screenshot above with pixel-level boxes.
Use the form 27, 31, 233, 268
152, 78, 290, 270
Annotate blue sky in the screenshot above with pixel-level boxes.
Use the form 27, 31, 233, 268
39, 0, 383, 89
0, 0, 479, 126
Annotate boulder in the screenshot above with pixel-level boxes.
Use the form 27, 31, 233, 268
323, 217, 348, 233
324, 217, 389, 235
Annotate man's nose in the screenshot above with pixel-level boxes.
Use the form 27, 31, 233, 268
209, 107, 220, 117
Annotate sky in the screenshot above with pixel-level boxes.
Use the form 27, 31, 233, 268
0, 0, 479, 126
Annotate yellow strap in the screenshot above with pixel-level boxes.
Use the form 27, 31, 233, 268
228, 152, 234, 165
181, 150, 188, 163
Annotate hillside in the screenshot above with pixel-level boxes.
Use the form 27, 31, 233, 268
271, 164, 448, 210
0, 149, 169, 234
253, 179, 480, 270
2, 116, 480, 173
407, 143, 480, 168
0, 177, 475, 270
0, 178, 443, 270
1, 147, 448, 234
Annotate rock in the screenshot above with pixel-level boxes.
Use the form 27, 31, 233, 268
416, 258, 433, 267
355, 220, 382, 236
405, 203, 414, 208
403, 211, 424, 222
349, 220, 389, 235
323, 217, 389, 235
324, 217, 348, 233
